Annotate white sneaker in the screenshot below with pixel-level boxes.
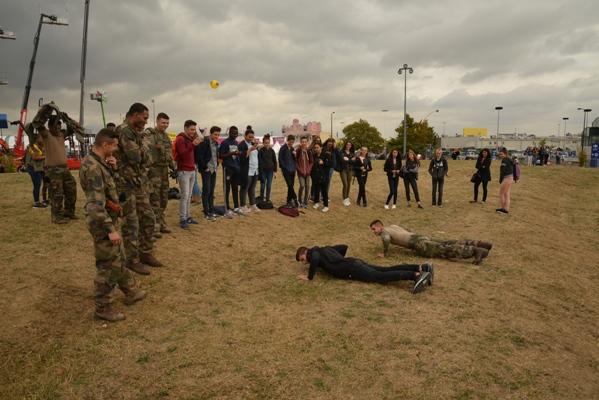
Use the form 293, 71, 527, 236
384, 204, 389, 210
251, 205, 260, 212
345, 198, 351, 206
313, 203, 320, 209
322, 207, 329, 213
391, 205, 396, 210
243, 205, 252, 213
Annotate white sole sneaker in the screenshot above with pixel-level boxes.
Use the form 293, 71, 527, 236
313, 203, 320, 209
384, 205, 389, 210
391, 205, 396, 209
322, 207, 329, 213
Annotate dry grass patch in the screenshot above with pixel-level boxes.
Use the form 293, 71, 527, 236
0, 161, 598, 399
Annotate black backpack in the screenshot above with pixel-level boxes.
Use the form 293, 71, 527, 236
255, 196, 274, 210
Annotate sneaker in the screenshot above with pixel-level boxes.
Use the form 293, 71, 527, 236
412, 271, 431, 294
313, 203, 320, 209
421, 263, 434, 285
469, 200, 478, 203
224, 210, 235, 219
251, 205, 260, 212
180, 220, 189, 229
187, 217, 199, 224
322, 207, 329, 213
234, 208, 246, 216
432, 202, 437, 206
406, 202, 411, 208
204, 215, 216, 221
242, 205, 252, 213
437, 204, 443, 208
384, 204, 389, 210
417, 203, 424, 209
33, 202, 45, 208
391, 205, 396, 210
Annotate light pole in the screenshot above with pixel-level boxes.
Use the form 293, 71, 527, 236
494, 106, 503, 151
381, 109, 388, 137
577, 107, 592, 148
151, 98, 156, 127
79, 0, 91, 127
330, 111, 335, 138
562, 117, 569, 149
398, 64, 414, 156
15, 13, 68, 160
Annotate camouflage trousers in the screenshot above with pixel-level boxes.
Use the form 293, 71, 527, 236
149, 166, 170, 230
46, 165, 77, 220
121, 186, 156, 263
86, 222, 135, 307
408, 235, 477, 259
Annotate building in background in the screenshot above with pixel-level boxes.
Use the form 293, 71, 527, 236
442, 132, 581, 151
282, 119, 321, 138
463, 128, 488, 137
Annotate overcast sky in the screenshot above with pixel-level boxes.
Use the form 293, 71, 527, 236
0, 0, 597, 139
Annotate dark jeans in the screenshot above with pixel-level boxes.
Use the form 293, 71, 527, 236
474, 180, 489, 202
260, 171, 273, 201
224, 167, 240, 210
201, 170, 216, 216
28, 167, 43, 203
386, 175, 399, 205
403, 176, 420, 202
347, 260, 420, 283
242, 174, 258, 206
282, 170, 297, 204
356, 174, 368, 205
313, 175, 330, 207
432, 177, 444, 205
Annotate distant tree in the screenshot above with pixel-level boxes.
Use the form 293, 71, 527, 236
387, 114, 440, 155
341, 119, 385, 153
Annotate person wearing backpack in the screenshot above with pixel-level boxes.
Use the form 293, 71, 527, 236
428, 148, 448, 207
496, 147, 514, 214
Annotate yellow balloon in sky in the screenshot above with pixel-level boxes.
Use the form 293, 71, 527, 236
210, 80, 220, 89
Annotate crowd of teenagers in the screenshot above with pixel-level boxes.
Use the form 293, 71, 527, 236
22, 103, 503, 321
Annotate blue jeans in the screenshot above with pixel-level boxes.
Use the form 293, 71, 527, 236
260, 171, 273, 201
27, 166, 43, 203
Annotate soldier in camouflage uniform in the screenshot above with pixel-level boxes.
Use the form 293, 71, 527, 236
114, 103, 164, 275
79, 129, 147, 322
37, 115, 78, 223
145, 112, 176, 237
369, 220, 493, 265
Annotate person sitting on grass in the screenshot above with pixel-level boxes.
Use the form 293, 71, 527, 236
369, 220, 492, 265
295, 245, 433, 294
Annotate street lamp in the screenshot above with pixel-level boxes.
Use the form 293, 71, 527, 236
0, 26, 16, 40
577, 107, 592, 148
398, 64, 414, 156
79, 0, 91, 127
381, 109, 389, 137
15, 13, 68, 159
422, 109, 439, 122
330, 111, 335, 138
562, 117, 569, 149
494, 106, 503, 151
151, 98, 156, 127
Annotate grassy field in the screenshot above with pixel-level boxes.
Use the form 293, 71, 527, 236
0, 160, 598, 400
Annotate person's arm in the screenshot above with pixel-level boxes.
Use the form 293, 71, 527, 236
443, 158, 449, 176
331, 244, 348, 257
366, 159, 372, 172
307, 250, 321, 280
381, 231, 392, 257
278, 147, 286, 171
272, 149, 278, 173
428, 159, 434, 175
219, 142, 233, 159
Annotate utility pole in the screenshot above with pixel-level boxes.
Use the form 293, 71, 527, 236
79, 0, 91, 127
398, 64, 413, 156
151, 98, 156, 127
494, 106, 503, 151
330, 111, 335, 138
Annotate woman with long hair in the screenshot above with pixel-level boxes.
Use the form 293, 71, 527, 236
496, 147, 514, 214
338, 140, 355, 206
353, 146, 372, 207
324, 138, 338, 194
403, 149, 423, 209
471, 148, 491, 203
383, 148, 402, 209
428, 148, 448, 207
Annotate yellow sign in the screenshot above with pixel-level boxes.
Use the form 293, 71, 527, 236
463, 128, 488, 137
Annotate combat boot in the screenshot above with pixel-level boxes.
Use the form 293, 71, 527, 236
95, 305, 125, 322
160, 226, 172, 234
126, 260, 151, 275
140, 253, 164, 268
154, 231, 163, 239
473, 247, 489, 265
475, 241, 493, 251
52, 217, 69, 224
123, 289, 147, 306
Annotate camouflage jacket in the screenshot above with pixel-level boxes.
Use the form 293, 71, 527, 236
79, 152, 120, 235
145, 128, 175, 170
114, 123, 152, 191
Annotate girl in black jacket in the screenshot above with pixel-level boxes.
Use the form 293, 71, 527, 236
428, 148, 448, 207
384, 148, 402, 209
311, 142, 332, 212
403, 150, 423, 209
353, 146, 372, 207
258, 134, 277, 202
471, 148, 491, 203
